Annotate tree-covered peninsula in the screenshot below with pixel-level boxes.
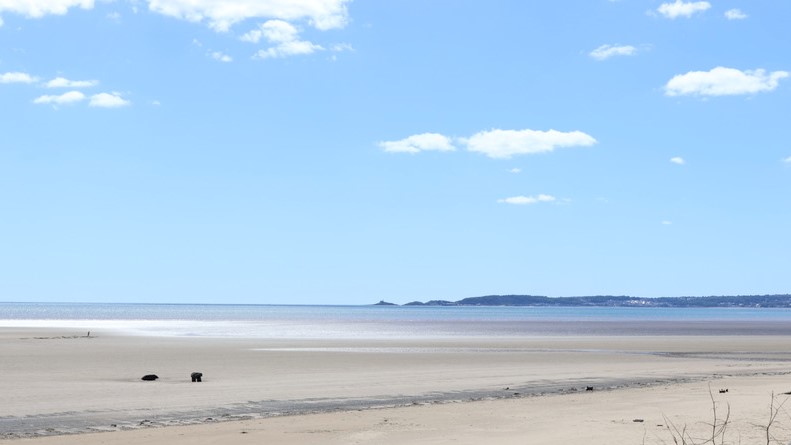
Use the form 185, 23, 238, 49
394, 294, 791, 308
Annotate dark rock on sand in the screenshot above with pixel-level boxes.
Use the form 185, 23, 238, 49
191, 372, 203, 382
141, 374, 159, 381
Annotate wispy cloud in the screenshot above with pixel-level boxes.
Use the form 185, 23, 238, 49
45, 77, 98, 88
0, 0, 94, 18
589, 44, 637, 61
330, 43, 353, 53
381, 129, 596, 159
0, 71, 38, 84
244, 20, 324, 59
465, 129, 596, 159
33, 91, 130, 108
783, 156, 791, 164
665, 67, 789, 97
656, 0, 711, 19
241, 19, 290, 44
670, 157, 685, 165
210, 51, 233, 62
9, 72, 130, 108
661, 220, 673, 225
255, 40, 323, 59
33, 90, 86, 105
509, 168, 521, 174
147, 0, 350, 32
1, 0, 351, 45
724, 9, 748, 20
89, 92, 130, 108
379, 133, 456, 154
497, 195, 557, 205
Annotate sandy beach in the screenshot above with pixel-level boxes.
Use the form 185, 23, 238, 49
3, 327, 791, 444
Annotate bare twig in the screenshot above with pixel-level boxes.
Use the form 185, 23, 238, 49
764, 392, 788, 445
662, 385, 731, 445
660, 390, 791, 445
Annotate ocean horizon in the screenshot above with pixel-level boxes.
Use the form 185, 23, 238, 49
3, 302, 791, 339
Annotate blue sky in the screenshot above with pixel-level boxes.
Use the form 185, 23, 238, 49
1, 1, 789, 304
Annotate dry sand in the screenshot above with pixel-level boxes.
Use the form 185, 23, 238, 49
3, 327, 791, 444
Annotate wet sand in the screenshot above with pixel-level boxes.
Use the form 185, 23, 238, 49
3, 326, 791, 444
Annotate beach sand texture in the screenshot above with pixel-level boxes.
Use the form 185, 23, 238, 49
3, 328, 791, 444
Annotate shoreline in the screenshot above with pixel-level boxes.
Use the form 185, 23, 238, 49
9, 373, 791, 444
4, 368, 761, 440
5, 327, 791, 443
1, 373, 784, 440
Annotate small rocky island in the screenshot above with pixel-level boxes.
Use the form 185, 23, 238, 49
373, 300, 397, 306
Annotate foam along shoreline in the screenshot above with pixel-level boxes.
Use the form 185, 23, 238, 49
4, 328, 791, 443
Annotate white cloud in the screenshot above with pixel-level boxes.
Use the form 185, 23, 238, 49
379, 133, 456, 154
670, 156, 685, 165
32, 90, 130, 108
383, 129, 596, 159
89, 92, 130, 108
330, 43, 353, 52
509, 168, 521, 174
0, 0, 94, 18
210, 51, 233, 62
147, 0, 350, 32
465, 129, 597, 159
589, 44, 637, 61
244, 20, 324, 59
497, 195, 556, 205
661, 220, 673, 225
33, 90, 86, 105
240, 28, 263, 43
724, 9, 747, 20
241, 19, 297, 43
657, 0, 711, 19
0, 15, 4, 27
45, 77, 98, 88
0, 71, 38, 84
665, 67, 789, 97
783, 156, 791, 164
260, 19, 297, 42
255, 40, 323, 58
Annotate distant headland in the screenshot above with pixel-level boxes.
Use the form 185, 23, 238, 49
374, 294, 791, 308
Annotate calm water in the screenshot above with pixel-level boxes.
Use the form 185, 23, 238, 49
2, 302, 791, 338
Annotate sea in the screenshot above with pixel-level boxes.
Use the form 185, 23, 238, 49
2, 302, 791, 338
